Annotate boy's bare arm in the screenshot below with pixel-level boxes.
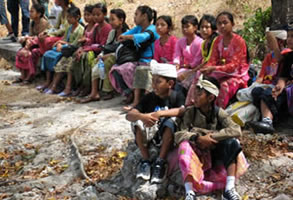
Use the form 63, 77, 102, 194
151, 107, 185, 119
126, 109, 159, 127
266, 31, 282, 62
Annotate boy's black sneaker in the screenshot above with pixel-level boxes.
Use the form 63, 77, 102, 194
222, 188, 241, 200
150, 158, 168, 184
136, 160, 151, 181
247, 121, 275, 134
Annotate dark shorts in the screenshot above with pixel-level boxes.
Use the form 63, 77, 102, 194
251, 87, 288, 118
211, 138, 242, 168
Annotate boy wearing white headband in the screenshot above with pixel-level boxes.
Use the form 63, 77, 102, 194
174, 75, 248, 200
126, 60, 185, 184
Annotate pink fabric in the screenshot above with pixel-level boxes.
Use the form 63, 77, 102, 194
204, 33, 249, 108
82, 24, 98, 52
37, 36, 62, 54
85, 23, 112, 53
154, 35, 177, 63
15, 47, 42, 76
109, 62, 137, 94
173, 36, 203, 68
175, 141, 248, 194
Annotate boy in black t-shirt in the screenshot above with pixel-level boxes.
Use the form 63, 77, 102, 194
126, 60, 185, 184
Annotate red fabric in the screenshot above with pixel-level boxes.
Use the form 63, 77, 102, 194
85, 23, 112, 53
205, 33, 249, 108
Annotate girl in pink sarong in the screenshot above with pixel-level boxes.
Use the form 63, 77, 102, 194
14, 4, 50, 84
173, 15, 203, 91
185, 14, 218, 106
200, 12, 249, 109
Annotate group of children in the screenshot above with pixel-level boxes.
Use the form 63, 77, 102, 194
8, 1, 293, 200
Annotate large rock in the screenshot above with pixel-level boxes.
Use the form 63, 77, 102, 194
271, 0, 293, 29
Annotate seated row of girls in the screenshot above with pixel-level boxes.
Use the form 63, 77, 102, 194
124, 11, 249, 110
15, 0, 73, 85
37, 3, 111, 95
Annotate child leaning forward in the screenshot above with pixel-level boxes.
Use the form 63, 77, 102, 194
174, 75, 248, 200
126, 60, 185, 184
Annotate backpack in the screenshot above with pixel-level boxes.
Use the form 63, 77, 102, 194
115, 29, 155, 65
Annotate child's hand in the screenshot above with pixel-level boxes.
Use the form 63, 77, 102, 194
200, 66, 216, 75
78, 37, 87, 43
175, 64, 180, 70
150, 111, 161, 120
272, 85, 283, 100
142, 113, 159, 127
196, 133, 218, 149
56, 43, 62, 52
118, 35, 129, 42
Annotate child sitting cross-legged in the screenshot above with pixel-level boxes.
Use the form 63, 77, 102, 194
126, 60, 185, 184
174, 75, 248, 200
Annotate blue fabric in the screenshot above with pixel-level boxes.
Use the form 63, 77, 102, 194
0, 0, 9, 25
7, 0, 30, 36
122, 25, 159, 63
41, 47, 63, 72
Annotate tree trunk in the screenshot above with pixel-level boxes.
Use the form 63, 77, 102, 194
271, 0, 293, 29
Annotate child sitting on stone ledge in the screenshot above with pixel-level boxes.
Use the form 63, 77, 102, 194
126, 60, 185, 184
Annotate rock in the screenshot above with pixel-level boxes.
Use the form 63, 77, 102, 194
273, 194, 291, 200
97, 192, 118, 200
134, 181, 166, 200
288, 142, 293, 150
77, 186, 98, 200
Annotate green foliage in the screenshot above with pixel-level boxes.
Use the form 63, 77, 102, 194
239, 7, 272, 61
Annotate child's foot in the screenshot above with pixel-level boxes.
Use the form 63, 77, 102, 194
136, 160, 151, 181
185, 192, 197, 200
12, 77, 23, 84
79, 95, 100, 103
222, 188, 241, 200
102, 92, 114, 100
150, 158, 168, 184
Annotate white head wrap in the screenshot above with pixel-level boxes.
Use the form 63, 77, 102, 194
150, 60, 177, 78
270, 30, 287, 40
196, 75, 219, 97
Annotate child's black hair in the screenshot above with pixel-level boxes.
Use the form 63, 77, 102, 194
181, 15, 198, 27
93, 3, 107, 15
32, 3, 45, 18
199, 14, 218, 56
157, 15, 173, 30
64, 0, 75, 7
137, 5, 157, 25
216, 11, 234, 25
84, 4, 94, 13
110, 8, 129, 32
161, 76, 177, 88
67, 6, 81, 19
199, 14, 217, 31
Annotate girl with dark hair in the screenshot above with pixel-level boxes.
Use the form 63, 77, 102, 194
173, 75, 248, 200
81, 8, 129, 102
109, 5, 159, 109
55, 4, 97, 97
174, 15, 203, 92
40, 6, 84, 94
14, 3, 50, 84
35, 0, 76, 90
154, 15, 177, 63
185, 14, 218, 106
200, 11, 249, 109
71, 2, 112, 97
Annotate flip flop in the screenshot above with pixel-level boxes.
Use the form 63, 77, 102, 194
45, 89, 54, 95
36, 85, 46, 91
20, 80, 32, 86
58, 91, 71, 97
12, 78, 23, 84
79, 96, 100, 104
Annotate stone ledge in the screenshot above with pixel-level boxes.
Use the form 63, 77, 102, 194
0, 40, 22, 66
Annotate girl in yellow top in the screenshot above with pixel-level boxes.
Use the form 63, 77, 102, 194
185, 14, 218, 106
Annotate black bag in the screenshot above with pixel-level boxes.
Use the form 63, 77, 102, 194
115, 30, 155, 65
61, 45, 78, 57
102, 43, 120, 54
